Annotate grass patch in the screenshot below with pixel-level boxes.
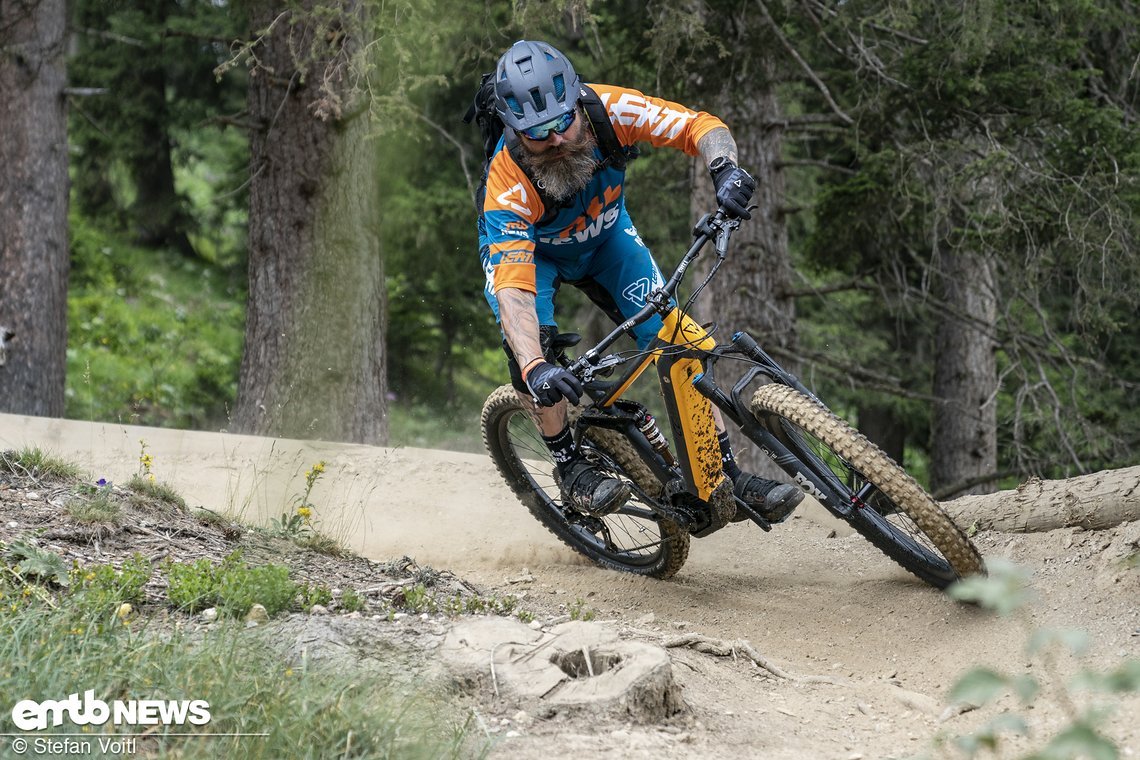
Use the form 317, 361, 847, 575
0, 447, 83, 480
126, 474, 188, 512
0, 596, 479, 758
65, 486, 122, 526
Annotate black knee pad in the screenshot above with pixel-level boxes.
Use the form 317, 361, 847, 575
504, 325, 559, 394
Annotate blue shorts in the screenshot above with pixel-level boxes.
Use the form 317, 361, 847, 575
481, 209, 667, 350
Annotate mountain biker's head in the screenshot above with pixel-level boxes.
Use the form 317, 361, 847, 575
495, 40, 598, 199
494, 40, 582, 139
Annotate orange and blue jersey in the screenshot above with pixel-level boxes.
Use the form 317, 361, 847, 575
478, 83, 726, 349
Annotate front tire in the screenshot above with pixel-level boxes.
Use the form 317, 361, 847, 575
481, 385, 689, 579
750, 384, 985, 588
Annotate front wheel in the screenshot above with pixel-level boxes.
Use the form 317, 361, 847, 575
750, 384, 985, 588
481, 385, 689, 579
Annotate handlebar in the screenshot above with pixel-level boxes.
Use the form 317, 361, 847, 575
568, 207, 741, 379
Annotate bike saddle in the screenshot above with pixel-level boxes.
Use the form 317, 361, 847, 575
551, 333, 582, 351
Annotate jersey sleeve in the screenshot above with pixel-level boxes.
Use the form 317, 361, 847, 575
589, 83, 727, 156
481, 148, 547, 295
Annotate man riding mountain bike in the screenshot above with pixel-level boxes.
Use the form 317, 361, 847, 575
477, 39, 804, 522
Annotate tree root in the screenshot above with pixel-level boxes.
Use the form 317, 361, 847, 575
664, 633, 796, 680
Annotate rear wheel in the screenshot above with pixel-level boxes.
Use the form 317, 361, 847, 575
750, 384, 985, 588
481, 385, 689, 579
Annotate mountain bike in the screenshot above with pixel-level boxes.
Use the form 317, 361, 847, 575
481, 208, 986, 588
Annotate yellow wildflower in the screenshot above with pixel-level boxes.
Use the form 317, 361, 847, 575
298, 507, 312, 520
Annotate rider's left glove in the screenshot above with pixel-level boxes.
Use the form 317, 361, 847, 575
523, 360, 583, 407
710, 158, 756, 220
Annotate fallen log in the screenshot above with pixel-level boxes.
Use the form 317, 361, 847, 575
942, 465, 1140, 533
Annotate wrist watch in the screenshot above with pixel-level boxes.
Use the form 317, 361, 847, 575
708, 155, 736, 178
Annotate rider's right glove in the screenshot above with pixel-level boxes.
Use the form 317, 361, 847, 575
709, 156, 756, 220
523, 360, 584, 407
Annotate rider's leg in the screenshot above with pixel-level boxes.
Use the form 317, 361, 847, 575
711, 407, 804, 522
490, 261, 629, 516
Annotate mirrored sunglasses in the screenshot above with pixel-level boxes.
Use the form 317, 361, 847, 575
520, 110, 576, 141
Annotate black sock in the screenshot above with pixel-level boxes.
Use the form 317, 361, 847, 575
718, 431, 743, 480
542, 427, 577, 475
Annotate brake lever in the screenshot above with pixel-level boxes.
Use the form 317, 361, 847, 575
569, 352, 626, 384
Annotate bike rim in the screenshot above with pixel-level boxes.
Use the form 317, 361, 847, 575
503, 409, 671, 569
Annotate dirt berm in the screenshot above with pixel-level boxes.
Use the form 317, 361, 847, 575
2, 412, 1136, 759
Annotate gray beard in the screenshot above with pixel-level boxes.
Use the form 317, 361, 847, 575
513, 127, 599, 203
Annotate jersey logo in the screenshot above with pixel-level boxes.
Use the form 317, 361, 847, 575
495, 183, 530, 215
599, 92, 696, 140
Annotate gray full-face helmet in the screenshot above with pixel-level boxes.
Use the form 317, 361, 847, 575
493, 40, 582, 132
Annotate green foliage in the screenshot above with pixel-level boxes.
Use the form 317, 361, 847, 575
0, 447, 83, 480
400, 584, 437, 614
4, 541, 70, 587
165, 552, 296, 619
216, 564, 296, 619
126, 474, 187, 512
296, 581, 334, 611
568, 597, 595, 622
64, 482, 122, 526
0, 591, 478, 759
68, 555, 152, 619
67, 214, 244, 428
165, 556, 230, 613
339, 587, 366, 613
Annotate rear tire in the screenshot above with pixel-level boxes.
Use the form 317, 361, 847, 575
481, 385, 689, 579
750, 384, 985, 588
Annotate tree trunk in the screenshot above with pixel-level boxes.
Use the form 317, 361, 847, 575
930, 243, 999, 497
944, 466, 1140, 533
694, 48, 796, 475
232, 0, 387, 444
0, 0, 69, 418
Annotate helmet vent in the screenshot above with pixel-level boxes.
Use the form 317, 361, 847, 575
529, 88, 543, 111
553, 73, 565, 101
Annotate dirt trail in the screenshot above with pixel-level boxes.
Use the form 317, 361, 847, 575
2, 412, 1137, 758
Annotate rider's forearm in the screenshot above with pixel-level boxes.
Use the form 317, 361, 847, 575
697, 127, 739, 170
497, 287, 545, 375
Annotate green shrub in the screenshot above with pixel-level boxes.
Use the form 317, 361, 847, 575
217, 564, 296, 618
165, 557, 226, 613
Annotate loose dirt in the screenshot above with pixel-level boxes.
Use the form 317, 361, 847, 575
1, 412, 1137, 759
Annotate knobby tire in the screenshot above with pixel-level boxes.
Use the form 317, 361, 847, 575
750, 384, 985, 588
481, 385, 689, 579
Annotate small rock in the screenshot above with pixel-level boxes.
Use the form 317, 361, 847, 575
610, 730, 630, 741
310, 604, 329, 615
345, 611, 362, 619
512, 711, 532, 726
634, 613, 656, 626
856, 703, 871, 715
505, 731, 520, 738
26, 492, 41, 501
244, 620, 260, 628
393, 612, 407, 621
245, 604, 269, 624
826, 529, 838, 538
499, 718, 510, 726
528, 620, 542, 630
672, 621, 690, 629
420, 613, 430, 621
7, 521, 17, 528
201, 608, 218, 623
371, 614, 383, 620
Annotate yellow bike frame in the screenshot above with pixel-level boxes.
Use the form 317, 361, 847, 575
595, 307, 727, 502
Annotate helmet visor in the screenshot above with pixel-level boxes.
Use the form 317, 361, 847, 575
520, 110, 576, 141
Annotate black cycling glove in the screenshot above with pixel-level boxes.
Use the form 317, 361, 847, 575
710, 157, 756, 220
524, 360, 583, 407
